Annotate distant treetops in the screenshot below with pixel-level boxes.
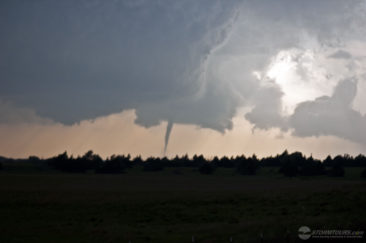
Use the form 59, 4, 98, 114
1, 150, 366, 177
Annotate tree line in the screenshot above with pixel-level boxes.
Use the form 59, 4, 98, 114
1, 150, 366, 177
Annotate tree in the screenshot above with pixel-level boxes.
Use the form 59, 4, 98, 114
323, 155, 333, 166
236, 155, 259, 175
260, 156, 281, 166
355, 154, 366, 167
28, 156, 40, 162
300, 156, 325, 176
132, 155, 143, 166
48, 151, 101, 173
279, 152, 300, 177
143, 157, 165, 171
218, 156, 234, 168
193, 155, 206, 165
96, 154, 130, 174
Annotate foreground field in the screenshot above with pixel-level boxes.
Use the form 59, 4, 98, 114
0, 167, 365, 242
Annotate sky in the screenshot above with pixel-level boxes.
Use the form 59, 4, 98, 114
1, 0, 366, 159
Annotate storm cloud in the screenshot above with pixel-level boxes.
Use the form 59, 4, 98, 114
1, 0, 366, 149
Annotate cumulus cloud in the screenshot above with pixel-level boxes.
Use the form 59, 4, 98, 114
290, 78, 366, 144
245, 81, 287, 131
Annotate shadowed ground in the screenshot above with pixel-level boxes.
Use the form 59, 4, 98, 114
0, 167, 365, 242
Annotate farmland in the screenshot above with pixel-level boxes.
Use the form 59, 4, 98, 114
0, 167, 365, 242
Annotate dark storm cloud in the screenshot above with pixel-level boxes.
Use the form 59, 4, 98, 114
1, 0, 366, 146
0, 0, 239, 130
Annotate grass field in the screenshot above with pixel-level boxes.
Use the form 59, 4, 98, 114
0, 167, 365, 242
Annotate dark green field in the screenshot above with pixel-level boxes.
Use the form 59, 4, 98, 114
0, 167, 365, 243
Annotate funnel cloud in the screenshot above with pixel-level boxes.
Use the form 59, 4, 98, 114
164, 121, 174, 155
